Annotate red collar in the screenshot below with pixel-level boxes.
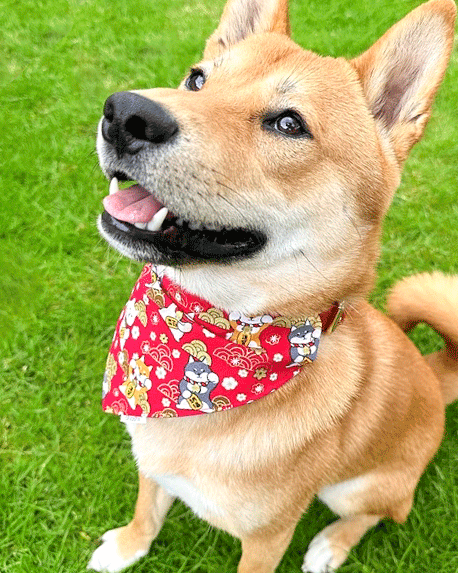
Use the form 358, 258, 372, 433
102, 265, 345, 419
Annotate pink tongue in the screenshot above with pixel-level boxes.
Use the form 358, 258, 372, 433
103, 185, 165, 223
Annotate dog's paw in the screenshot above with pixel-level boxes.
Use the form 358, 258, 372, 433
87, 528, 148, 573
302, 528, 347, 573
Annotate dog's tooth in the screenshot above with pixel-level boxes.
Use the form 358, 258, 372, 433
204, 223, 221, 231
176, 218, 184, 227
189, 221, 203, 231
109, 177, 119, 195
147, 207, 168, 232
134, 222, 147, 230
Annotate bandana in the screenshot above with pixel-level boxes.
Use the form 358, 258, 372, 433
102, 264, 344, 420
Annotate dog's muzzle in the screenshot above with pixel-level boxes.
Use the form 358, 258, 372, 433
97, 91, 267, 265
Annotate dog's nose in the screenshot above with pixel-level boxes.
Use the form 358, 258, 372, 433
101, 91, 179, 157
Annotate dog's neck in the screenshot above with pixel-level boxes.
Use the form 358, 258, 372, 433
165, 265, 268, 315
165, 259, 349, 318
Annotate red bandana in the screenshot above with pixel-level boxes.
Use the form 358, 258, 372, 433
102, 264, 343, 419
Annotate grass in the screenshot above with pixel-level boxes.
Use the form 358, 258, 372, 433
1, 0, 457, 571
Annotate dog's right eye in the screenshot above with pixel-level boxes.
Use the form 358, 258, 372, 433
185, 69, 206, 92
262, 110, 312, 139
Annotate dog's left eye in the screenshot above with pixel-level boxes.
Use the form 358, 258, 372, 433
185, 69, 206, 91
263, 111, 312, 138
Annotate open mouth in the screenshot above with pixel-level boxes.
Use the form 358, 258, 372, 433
100, 174, 267, 264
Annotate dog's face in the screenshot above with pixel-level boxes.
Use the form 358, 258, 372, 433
97, 0, 455, 314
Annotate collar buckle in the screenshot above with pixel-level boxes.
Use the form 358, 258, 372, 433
328, 302, 346, 333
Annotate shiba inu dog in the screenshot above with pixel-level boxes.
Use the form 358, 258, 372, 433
88, 0, 457, 571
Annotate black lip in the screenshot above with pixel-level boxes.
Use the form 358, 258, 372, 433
100, 210, 267, 264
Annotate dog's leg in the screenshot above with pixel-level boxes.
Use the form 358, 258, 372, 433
302, 513, 381, 573
88, 472, 174, 572
237, 523, 297, 573
303, 472, 414, 573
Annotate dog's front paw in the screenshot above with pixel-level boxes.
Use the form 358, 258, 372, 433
87, 527, 148, 572
302, 528, 347, 573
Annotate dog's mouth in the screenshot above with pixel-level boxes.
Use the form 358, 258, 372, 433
100, 173, 267, 264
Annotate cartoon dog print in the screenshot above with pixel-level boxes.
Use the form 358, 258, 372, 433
228, 311, 273, 352
176, 356, 219, 412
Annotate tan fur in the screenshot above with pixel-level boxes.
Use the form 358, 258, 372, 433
388, 272, 458, 405
90, 1, 457, 571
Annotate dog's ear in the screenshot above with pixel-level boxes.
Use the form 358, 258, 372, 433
204, 0, 290, 59
351, 0, 456, 164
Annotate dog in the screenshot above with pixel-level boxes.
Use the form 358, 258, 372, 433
88, 0, 457, 571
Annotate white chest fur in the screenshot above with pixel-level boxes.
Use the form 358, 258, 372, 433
152, 474, 224, 520
126, 415, 289, 536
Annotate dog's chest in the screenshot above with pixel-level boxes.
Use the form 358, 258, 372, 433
126, 417, 279, 534
152, 473, 224, 521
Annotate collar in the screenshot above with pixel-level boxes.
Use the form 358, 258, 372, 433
102, 264, 345, 419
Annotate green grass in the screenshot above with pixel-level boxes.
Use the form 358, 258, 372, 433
1, 0, 457, 571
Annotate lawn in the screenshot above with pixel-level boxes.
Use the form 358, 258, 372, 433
1, 0, 457, 572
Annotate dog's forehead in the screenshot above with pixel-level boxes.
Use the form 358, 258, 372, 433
201, 33, 354, 94
195, 33, 362, 121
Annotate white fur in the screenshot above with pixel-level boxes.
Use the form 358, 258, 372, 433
87, 529, 147, 573
152, 474, 224, 520
302, 530, 336, 573
317, 474, 370, 516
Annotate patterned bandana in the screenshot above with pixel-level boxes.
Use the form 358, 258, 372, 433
102, 264, 343, 420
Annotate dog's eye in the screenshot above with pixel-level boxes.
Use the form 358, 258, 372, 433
185, 69, 206, 92
263, 111, 312, 138
276, 115, 303, 136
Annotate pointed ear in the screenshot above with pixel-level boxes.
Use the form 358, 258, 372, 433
351, 0, 456, 164
204, 0, 290, 59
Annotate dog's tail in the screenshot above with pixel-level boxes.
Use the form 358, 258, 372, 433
388, 272, 458, 405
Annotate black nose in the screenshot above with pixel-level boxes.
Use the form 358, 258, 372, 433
101, 91, 179, 158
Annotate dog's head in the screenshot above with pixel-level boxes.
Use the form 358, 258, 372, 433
97, 0, 455, 315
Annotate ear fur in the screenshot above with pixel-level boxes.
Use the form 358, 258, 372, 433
351, 0, 456, 164
204, 0, 290, 59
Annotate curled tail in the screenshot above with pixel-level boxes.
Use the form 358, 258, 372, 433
388, 272, 458, 405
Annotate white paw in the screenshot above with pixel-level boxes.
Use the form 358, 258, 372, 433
302, 530, 342, 573
87, 528, 147, 572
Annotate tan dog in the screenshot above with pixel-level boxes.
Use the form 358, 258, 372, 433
89, 0, 457, 571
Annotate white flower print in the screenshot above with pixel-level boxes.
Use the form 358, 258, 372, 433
252, 383, 264, 395
140, 341, 151, 353
273, 353, 283, 362
162, 398, 171, 407
151, 313, 159, 325
267, 334, 281, 345
150, 332, 157, 341
269, 373, 278, 381
230, 357, 241, 366
131, 326, 140, 340
172, 349, 181, 358
203, 328, 215, 338
238, 369, 248, 378
156, 366, 166, 379
236, 393, 247, 402
222, 377, 238, 390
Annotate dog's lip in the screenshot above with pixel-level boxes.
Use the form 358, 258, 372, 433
100, 176, 267, 262
100, 209, 267, 263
